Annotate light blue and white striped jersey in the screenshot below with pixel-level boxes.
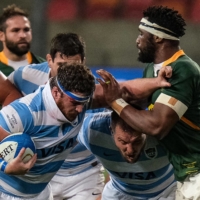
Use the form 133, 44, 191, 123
0, 82, 88, 198
78, 112, 176, 199
8, 62, 50, 96
8, 62, 99, 176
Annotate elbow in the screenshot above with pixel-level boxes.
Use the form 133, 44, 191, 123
146, 123, 169, 140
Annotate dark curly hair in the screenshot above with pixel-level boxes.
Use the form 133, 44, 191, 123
50, 33, 86, 62
50, 63, 95, 96
0, 4, 29, 31
143, 6, 186, 37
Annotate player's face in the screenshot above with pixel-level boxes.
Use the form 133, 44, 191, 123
55, 89, 87, 121
1, 16, 32, 56
47, 52, 83, 77
136, 28, 156, 63
113, 125, 146, 163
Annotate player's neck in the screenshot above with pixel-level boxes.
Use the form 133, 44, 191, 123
154, 46, 181, 64
2, 48, 27, 61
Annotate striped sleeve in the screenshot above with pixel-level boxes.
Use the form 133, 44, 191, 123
0, 101, 34, 133
77, 116, 91, 151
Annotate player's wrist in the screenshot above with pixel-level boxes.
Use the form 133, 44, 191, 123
110, 98, 129, 115
0, 158, 8, 173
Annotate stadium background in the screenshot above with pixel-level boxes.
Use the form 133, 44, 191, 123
1, 0, 200, 80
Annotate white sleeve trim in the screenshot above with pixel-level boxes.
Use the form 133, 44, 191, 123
155, 93, 188, 118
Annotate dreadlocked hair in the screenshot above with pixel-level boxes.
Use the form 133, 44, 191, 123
51, 63, 95, 96
143, 6, 186, 37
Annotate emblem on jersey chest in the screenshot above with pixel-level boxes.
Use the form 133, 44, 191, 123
144, 147, 157, 159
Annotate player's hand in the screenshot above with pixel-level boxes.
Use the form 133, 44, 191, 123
4, 148, 37, 175
157, 66, 172, 87
96, 69, 121, 105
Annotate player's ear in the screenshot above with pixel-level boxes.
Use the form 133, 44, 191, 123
51, 86, 62, 102
0, 31, 5, 42
154, 35, 163, 43
82, 57, 86, 64
46, 54, 53, 66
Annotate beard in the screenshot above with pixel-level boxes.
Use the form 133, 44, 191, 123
57, 98, 77, 122
137, 35, 156, 63
5, 37, 30, 56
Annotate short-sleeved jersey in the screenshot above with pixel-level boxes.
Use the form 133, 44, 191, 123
78, 112, 175, 199
8, 62, 50, 96
143, 50, 200, 181
0, 51, 45, 76
0, 82, 88, 198
8, 62, 99, 176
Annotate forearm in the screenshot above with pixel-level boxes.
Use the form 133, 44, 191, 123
120, 78, 163, 99
0, 80, 22, 106
92, 79, 158, 109
111, 101, 178, 139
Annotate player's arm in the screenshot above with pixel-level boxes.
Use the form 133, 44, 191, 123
119, 65, 172, 99
118, 102, 179, 139
91, 66, 172, 108
0, 72, 22, 106
95, 69, 183, 139
0, 104, 37, 174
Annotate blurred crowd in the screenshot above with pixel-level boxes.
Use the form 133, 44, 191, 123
47, 0, 200, 23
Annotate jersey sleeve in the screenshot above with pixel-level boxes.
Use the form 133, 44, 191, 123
7, 65, 26, 87
7, 63, 49, 96
162, 60, 199, 106
0, 100, 34, 134
7, 71, 14, 84
77, 115, 92, 151
153, 58, 200, 120
78, 112, 111, 150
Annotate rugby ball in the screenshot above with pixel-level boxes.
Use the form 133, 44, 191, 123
0, 133, 36, 163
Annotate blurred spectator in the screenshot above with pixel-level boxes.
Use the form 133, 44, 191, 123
47, 0, 80, 21
190, 0, 200, 23
122, 0, 153, 20
84, 0, 122, 19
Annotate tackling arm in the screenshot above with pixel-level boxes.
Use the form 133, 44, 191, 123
119, 102, 179, 139
95, 67, 180, 139
91, 66, 172, 108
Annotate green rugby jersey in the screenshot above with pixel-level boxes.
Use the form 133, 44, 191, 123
0, 51, 45, 76
144, 50, 200, 182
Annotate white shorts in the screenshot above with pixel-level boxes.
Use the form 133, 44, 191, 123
0, 184, 53, 200
102, 180, 176, 200
176, 172, 200, 200
51, 163, 105, 200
